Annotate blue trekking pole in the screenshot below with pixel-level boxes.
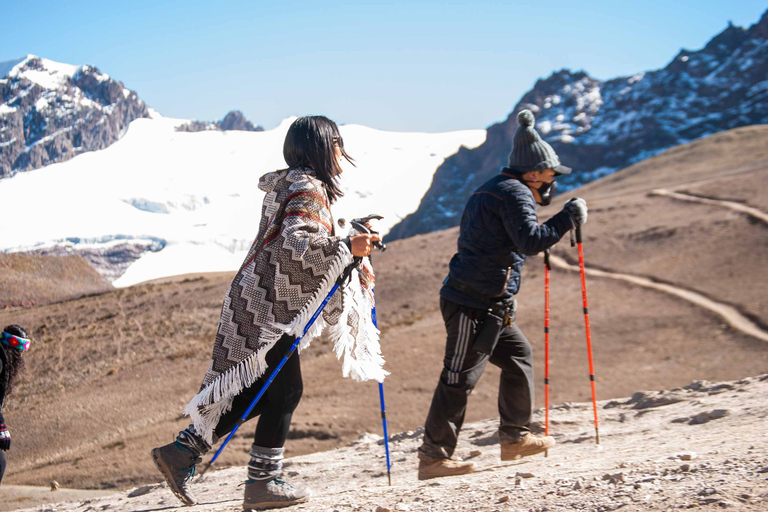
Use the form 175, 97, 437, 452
372, 297, 392, 486
344, 214, 392, 486
198, 261, 358, 478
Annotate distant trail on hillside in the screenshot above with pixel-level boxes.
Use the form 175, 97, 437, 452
649, 189, 768, 226
548, 254, 768, 343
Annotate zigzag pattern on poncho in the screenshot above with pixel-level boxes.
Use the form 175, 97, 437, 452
184, 168, 387, 444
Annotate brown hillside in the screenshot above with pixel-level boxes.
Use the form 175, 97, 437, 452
0, 125, 766, 493
0, 254, 112, 309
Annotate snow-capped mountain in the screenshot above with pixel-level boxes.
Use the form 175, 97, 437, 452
0, 55, 150, 177
0, 110, 485, 286
387, 10, 768, 241
177, 110, 264, 133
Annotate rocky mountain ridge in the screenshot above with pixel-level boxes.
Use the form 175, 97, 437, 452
387, 10, 768, 240
176, 109, 264, 132
0, 55, 150, 177
176, 110, 264, 132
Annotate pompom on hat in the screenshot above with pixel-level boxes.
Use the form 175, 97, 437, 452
503, 109, 571, 176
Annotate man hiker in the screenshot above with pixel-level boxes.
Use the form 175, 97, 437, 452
417, 109, 588, 480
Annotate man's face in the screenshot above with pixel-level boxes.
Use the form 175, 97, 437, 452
532, 169, 556, 184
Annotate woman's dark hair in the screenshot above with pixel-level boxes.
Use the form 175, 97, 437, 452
2, 325, 27, 397
283, 115, 354, 204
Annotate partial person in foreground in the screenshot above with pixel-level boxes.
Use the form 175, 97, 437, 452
417, 109, 588, 480
151, 116, 387, 509
0, 325, 30, 486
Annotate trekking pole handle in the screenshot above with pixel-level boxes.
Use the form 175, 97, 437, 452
544, 248, 551, 270
576, 224, 583, 245
350, 217, 387, 252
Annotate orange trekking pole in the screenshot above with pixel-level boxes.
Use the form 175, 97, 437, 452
571, 222, 600, 446
543, 249, 551, 456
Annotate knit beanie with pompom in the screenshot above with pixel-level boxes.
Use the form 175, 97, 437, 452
505, 109, 571, 175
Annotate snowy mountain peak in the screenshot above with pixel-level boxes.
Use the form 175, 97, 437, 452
387, 9, 768, 241
0, 55, 149, 177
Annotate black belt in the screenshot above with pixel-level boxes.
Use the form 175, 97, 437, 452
444, 276, 516, 318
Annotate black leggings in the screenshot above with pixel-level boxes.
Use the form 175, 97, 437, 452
0, 450, 6, 485
213, 334, 303, 449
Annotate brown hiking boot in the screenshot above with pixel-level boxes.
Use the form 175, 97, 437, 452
500, 433, 556, 461
151, 442, 201, 506
243, 476, 312, 510
417, 453, 476, 480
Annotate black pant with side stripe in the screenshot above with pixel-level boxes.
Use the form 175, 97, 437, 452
419, 297, 534, 459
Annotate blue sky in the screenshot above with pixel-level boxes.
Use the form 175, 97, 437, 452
4, 1, 766, 132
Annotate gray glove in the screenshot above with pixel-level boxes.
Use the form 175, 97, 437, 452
564, 197, 588, 226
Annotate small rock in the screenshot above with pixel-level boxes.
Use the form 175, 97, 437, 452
573, 480, 582, 490
698, 488, 717, 497
516, 472, 535, 478
515, 477, 526, 489
467, 450, 482, 458
498, 496, 510, 503
679, 464, 691, 472
602, 473, 625, 484
287, 471, 299, 477
394, 505, 410, 512
678, 452, 697, 461
352, 432, 383, 445
689, 410, 729, 425
127, 485, 153, 498
375, 507, 391, 512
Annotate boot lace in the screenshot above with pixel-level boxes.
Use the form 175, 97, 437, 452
272, 476, 290, 487
182, 457, 202, 484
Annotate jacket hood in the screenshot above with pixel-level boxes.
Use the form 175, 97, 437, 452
259, 167, 318, 193
258, 169, 289, 193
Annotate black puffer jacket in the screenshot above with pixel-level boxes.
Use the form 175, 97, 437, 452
441, 171, 573, 309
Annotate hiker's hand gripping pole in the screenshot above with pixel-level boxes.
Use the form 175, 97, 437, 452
340, 215, 387, 252
574, 224, 601, 446
198, 261, 359, 479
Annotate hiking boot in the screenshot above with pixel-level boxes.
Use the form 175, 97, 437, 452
500, 433, 555, 461
417, 453, 476, 481
243, 476, 312, 510
151, 441, 201, 506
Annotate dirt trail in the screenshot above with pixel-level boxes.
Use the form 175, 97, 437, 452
10, 374, 768, 512
649, 188, 768, 225
547, 254, 768, 343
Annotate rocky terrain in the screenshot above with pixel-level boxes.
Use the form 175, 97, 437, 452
176, 110, 264, 132
0, 55, 149, 177
4, 375, 767, 512
387, 9, 768, 240
0, 123, 765, 507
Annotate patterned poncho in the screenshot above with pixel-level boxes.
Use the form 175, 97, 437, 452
184, 167, 387, 444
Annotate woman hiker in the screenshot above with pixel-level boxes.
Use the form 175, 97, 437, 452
152, 115, 388, 509
1, 325, 31, 486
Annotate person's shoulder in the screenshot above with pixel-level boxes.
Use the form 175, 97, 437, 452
285, 168, 329, 206
490, 172, 533, 201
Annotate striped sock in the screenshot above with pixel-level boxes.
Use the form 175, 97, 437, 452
248, 445, 284, 481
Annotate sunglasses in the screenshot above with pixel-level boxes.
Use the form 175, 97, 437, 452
332, 136, 343, 147
1, 331, 30, 351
